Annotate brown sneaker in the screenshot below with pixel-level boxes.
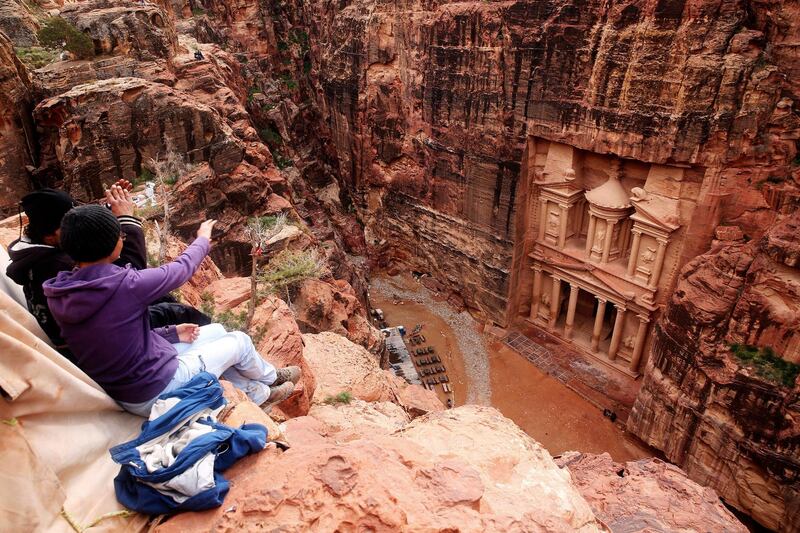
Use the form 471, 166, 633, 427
263, 382, 294, 407
273, 366, 302, 386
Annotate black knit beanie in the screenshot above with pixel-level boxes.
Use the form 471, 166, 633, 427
20, 188, 75, 243
60, 205, 121, 262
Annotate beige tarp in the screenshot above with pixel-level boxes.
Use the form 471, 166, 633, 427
0, 254, 148, 532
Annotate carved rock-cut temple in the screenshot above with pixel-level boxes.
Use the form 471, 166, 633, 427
515, 139, 704, 376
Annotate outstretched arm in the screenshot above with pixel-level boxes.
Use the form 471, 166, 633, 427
128, 220, 216, 305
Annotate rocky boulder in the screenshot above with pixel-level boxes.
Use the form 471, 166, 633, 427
34, 77, 243, 198
302, 331, 442, 417
0, 0, 39, 47
60, 0, 178, 61
557, 452, 748, 532
293, 278, 384, 354
155, 404, 606, 532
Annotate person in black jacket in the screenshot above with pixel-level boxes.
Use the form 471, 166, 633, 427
6, 183, 211, 358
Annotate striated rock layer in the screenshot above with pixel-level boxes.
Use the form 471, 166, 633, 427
627, 212, 800, 532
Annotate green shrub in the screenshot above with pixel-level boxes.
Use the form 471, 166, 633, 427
132, 168, 155, 187
199, 291, 248, 332
37, 17, 94, 59
260, 248, 326, 293
277, 40, 288, 51
271, 150, 294, 169
247, 85, 261, 103
216, 309, 248, 332
191, 7, 206, 16
200, 291, 215, 316
258, 126, 283, 147
730, 343, 800, 387
280, 73, 297, 90
323, 391, 353, 405
14, 46, 58, 69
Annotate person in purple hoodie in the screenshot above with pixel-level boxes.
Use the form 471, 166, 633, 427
44, 204, 300, 416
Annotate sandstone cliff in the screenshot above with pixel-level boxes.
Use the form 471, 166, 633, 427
287, 0, 800, 322
0, 31, 35, 216
628, 212, 800, 531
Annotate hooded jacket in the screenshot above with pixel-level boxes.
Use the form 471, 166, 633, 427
6, 215, 147, 351
43, 237, 210, 403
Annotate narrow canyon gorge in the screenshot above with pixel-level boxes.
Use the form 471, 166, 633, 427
1, 0, 798, 531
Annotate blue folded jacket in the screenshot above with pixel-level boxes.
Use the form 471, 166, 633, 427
109, 372, 268, 515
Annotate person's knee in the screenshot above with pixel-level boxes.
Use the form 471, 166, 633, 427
229, 330, 256, 355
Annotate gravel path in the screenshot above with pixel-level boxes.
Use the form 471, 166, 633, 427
370, 277, 491, 405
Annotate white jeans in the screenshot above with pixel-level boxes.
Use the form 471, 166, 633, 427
121, 324, 277, 416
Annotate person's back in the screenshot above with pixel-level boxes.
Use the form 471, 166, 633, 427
7, 237, 74, 347
44, 205, 299, 416
44, 205, 208, 403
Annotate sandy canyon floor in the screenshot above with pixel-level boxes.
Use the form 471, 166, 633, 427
369, 273, 651, 461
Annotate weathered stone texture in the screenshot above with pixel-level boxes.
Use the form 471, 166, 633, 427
299, 0, 799, 320
557, 451, 748, 532
628, 212, 800, 532
59, 0, 178, 61
0, 32, 34, 217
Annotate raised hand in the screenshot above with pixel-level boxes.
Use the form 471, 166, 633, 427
113, 179, 134, 192
105, 184, 135, 217
197, 219, 217, 240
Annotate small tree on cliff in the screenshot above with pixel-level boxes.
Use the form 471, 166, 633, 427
146, 149, 188, 264
260, 248, 328, 307
37, 17, 95, 60
244, 213, 288, 330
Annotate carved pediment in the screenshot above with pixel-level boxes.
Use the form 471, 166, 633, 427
630, 188, 680, 233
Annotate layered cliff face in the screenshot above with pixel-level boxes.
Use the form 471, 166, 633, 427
292, 0, 799, 321
627, 213, 800, 532
0, 31, 35, 217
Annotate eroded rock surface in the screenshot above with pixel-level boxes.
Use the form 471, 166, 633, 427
293, 278, 384, 354
303, 331, 443, 417
155, 405, 606, 532
297, 0, 800, 321
628, 212, 800, 532
557, 452, 748, 533
0, 32, 34, 217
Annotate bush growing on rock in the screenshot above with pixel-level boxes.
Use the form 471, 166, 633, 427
37, 17, 94, 59
261, 248, 328, 303
14, 46, 58, 69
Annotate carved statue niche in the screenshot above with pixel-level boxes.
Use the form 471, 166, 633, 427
547, 210, 560, 234
592, 223, 606, 253
641, 246, 656, 264
623, 335, 636, 350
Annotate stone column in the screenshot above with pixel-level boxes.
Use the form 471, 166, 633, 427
548, 277, 562, 330
626, 230, 642, 277
558, 204, 569, 248
647, 238, 668, 289
608, 304, 626, 361
630, 315, 650, 372
600, 220, 616, 263
590, 297, 607, 352
585, 215, 597, 256
529, 266, 543, 322
538, 198, 548, 241
564, 283, 580, 339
